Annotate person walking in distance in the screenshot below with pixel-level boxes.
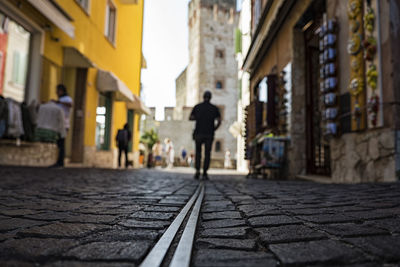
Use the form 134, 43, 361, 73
116, 123, 132, 168
190, 91, 221, 180
51, 84, 73, 168
164, 138, 175, 168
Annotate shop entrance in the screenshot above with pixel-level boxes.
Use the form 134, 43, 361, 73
70, 68, 87, 163
303, 1, 331, 176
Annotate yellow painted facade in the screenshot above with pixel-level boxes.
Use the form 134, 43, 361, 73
1, 0, 145, 167
43, 0, 144, 153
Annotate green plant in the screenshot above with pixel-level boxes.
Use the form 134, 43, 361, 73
140, 129, 159, 150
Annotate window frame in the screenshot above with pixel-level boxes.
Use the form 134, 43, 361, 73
96, 92, 113, 151
75, 0, 91, 15
104, 0, 117, 45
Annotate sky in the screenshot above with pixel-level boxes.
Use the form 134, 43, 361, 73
141, 0, 191, 120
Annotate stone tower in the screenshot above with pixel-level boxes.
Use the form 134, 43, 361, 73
186, 0, 239, 163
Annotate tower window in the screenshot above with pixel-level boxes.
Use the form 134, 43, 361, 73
215, 140, 222, 152
216, 80, 223, 89
216, 49, 225, 59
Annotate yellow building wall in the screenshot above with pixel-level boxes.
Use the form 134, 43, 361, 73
39, 0, 144, 151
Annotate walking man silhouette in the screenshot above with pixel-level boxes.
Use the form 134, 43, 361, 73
189, 91, 221, 180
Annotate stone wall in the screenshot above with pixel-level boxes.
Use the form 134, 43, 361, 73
84, 146, 117, 168
288, 29, 307, 177
157, 120, 196, 156
330, 128, 396, 183
196, 2, 238, 160
174, 68, 187, 120
186, 0, 202, 107
0, 140, 57, 167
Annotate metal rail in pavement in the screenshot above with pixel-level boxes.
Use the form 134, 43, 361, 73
139, 182, 204, 267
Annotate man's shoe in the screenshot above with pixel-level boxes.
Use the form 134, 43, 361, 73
48, 163, 63, 169
194, 172, 200, 180
202, 173, 209, 180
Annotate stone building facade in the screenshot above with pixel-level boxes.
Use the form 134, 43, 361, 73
186, 0, 239, 163
143, 0, 239, 168
242, 0, 399, 182
174, 68, 187, 120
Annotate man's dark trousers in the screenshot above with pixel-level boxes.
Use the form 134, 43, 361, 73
56, 137, 65, 167
118, 145, 128, 168
195, 136, 213, 174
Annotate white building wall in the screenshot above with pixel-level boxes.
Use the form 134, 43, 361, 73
235, 0, 252, 172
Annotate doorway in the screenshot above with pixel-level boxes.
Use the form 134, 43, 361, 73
70, 68, 87, 163
303, 1, 331, 176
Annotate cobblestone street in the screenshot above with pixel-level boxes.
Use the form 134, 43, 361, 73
0, 167, 399, 266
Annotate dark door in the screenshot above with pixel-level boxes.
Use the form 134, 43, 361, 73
71, 68, 87, 163
127, 109, 134, 152
305, 23, 331, 176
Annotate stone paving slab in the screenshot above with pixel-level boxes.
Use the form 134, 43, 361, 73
64, 241, 151, 261
1, 167, 400, 266
196, 178, 400, 266
344, 235, 400, 261
0, 238, 78, 259
315, 223, 389, 237
255, 225, 327, 244
201, 219, 246, 229
193, 249, 277, 267
200, 227, 249, 239
202, 211, 242, 221
17, 222, 110, 238
268, 239, 366, 265
0, 167, 199, 265
197, 238, 256, 250
248, 215, 302, 227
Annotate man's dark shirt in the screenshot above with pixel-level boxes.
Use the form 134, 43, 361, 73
190, 101, 220, 137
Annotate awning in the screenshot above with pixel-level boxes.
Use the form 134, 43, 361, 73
63, 47, 94, 68
96, 69, 134, 102
120, 0, 139, 4
27, 0, 75, 38
127, 95, 151, 115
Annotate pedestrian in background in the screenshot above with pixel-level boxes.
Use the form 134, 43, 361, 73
165, 138, 175, 168
224, 150, 232, 169
188, 152, 194, 168
190, 91, 221, 179
181, 147, 187, 165
116, 123, 131, 168
51, 84, 73, 168
152, 140, 163, 167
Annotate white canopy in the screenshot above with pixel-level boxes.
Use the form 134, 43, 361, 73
27, 0, 75, 38
96, 69, 134, 102
96, 69, 150, 115
127, 95, 151, 115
